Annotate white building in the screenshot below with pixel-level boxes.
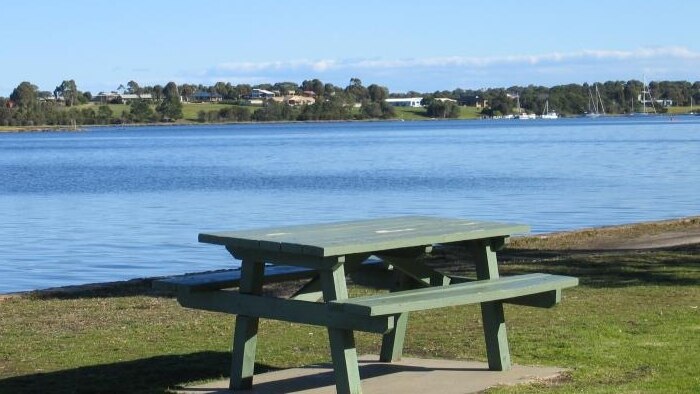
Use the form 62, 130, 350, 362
93, 92, 153, 103
250, 89, 276, 99
385, 97, 423, 107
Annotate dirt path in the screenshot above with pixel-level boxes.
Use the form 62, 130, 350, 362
509, 217, 700, 251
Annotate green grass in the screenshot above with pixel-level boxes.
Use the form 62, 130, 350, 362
71, 102, 260, 122
1, 228, 698, 393
665, 105, 699, 115
394, 106, 482, 120
180, 103, 261, 122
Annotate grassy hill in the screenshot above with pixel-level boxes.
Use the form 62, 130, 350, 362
394, 106, 482, 120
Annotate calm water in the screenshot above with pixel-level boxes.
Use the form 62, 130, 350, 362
1, 117, 699, 293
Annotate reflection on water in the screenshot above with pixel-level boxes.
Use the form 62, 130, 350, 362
1, 117, 699, 292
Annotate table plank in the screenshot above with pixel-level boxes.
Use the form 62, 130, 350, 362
199, 216, 529, 258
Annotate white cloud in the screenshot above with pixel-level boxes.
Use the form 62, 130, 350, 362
188, 46, 700, 92
207, 46, 700, 74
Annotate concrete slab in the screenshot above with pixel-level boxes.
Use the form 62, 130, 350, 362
176, 355, 564, 394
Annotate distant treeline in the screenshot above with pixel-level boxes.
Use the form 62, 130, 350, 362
410, 80, 700, 116
2, 78, 699, 127
0, 78, 395, 126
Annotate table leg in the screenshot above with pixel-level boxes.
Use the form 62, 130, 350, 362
471, 239, 512, 371
378, 269, 412, 362
229, 259, 265, 390
320, 263, 363, 394
379, 312, 408, 362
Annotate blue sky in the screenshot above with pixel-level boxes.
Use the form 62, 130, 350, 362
2, 0, 699, 95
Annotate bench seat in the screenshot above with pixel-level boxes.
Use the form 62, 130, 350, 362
153, 259, 385, 293
329, 273, 578, 316
153, 265, 316, 293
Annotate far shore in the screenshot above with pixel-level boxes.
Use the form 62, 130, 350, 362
0, 118, 410, 133
5, 215, 699, 298
2, 109, 694, 134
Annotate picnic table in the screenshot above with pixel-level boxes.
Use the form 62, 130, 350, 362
156, 216, 577, 394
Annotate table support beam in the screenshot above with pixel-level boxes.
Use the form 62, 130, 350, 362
321, 262, 363, 394
470, 239, 512, 371
379, 312, 408, 362
229, 259, 265, 390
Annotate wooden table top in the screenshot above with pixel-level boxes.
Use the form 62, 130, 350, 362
199, 216, 529, 258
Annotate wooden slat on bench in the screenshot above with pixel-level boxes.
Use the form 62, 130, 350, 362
329, 273, 578, 316
153, 265, 315, 293
153, 259, 386, 293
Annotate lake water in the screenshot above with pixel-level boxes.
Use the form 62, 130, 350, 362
1, 117, 699, 293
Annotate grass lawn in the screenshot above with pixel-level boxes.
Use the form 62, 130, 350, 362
180, 103, 261, 122
0, 220, 698, 393
70, 102, 261, 123
394, 106, 482, 120
665, 105, 699, 115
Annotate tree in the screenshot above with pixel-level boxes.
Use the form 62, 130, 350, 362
152, 84, 163, 102
10, 82, 39, 108
128, 99, 155, 122
273, 81, 299, 96
157, 82, 183, 120
213, 81, 232, 98
301, 79, 324, 97
126, 80, 141, 94
482, 90, 513, 116
345, 78, 368, 102
179, 84, 196, 102
54, 80, 79, 106
163, 82, 179, 100
426, 100, 459, 118
252, 101, 296, 121
96, 105, 113, 124
367, 84, 389, 102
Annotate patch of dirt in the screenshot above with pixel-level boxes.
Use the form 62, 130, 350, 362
7, 216, 700, 299
510, 216, 700, 251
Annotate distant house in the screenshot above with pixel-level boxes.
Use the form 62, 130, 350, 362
94, 92, 120, 103
289, 96, 316, 106
192, 91, 223, 102
93, 92, 153, 103
119, 93, 153, 102
434, 98, 457, 103
638, 95, 673, 107
250, 89, 276, 99
385, 97, 423, 107
459, 96, 488, 109
37, 95, 60, 103
272, 95, 316, 106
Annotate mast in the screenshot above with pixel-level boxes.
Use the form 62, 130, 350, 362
596, 84, 606, 115
641, 76, 657, 114
588, 86, 597, 114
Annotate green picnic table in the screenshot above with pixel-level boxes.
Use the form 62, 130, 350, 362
157, 216, 578, 394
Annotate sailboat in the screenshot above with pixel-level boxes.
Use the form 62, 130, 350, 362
515, 94, 536, 119
636, 77, 657, 115
540, 100, 559, 119
585, 84, 605, 117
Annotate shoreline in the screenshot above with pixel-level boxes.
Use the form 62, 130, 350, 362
3, 112, 690, 134
4, 215, 698, 299
0, 117, 440, 134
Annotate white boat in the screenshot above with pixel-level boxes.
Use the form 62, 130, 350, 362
585, 84, 605, 117
636, 76, 657, 115
540, 100, 559, 119
517, 113, 536, 119
512, 93, 536, 119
